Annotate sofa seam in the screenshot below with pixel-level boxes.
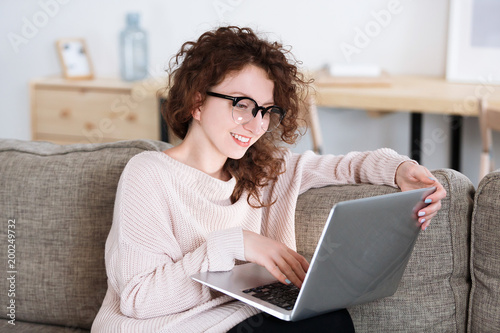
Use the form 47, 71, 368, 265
435, 169, 468, 333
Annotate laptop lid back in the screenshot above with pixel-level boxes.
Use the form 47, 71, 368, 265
292, 187, 434, 321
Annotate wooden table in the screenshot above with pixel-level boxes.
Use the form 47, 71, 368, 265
313, 75, 500, 171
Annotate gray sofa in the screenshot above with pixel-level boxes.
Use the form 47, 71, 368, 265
0, 139, 498, 332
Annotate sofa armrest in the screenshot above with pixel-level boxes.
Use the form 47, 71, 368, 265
468, 169, 500, 332
294, 168, 474, 333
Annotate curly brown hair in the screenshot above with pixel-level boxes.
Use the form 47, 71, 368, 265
161, 26, 311, 207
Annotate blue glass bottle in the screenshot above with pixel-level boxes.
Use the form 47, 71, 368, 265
119, 13, 148, 81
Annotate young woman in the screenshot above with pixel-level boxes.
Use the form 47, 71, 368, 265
92, 26, 446, 333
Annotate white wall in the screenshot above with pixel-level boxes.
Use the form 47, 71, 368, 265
0, 0, 497, 185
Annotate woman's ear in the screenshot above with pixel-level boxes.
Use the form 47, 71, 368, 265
192, 92, 203, 121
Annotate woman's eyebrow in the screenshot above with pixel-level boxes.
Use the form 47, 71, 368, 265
229, 91, 274, 105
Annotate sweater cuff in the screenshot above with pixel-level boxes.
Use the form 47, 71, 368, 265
206, 227, 245, 272
370, 149, 417, 188
385, 157, 415, 188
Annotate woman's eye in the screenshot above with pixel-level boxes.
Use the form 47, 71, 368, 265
236, 101, 250, 110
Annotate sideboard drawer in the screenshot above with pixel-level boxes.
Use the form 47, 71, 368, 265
31, 78, 162, 144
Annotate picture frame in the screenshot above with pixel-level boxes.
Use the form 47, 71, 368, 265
446, 0, 500, 84
56, 38, 94, 80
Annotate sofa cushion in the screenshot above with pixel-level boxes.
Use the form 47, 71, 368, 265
468, 169, 500, 333
0, 139, 171, 330
295, 169, 474, 333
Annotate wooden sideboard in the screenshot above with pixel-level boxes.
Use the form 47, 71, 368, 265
30, 77, 166, 145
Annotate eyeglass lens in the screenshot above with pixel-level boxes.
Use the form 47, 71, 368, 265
232, 98, 282, 132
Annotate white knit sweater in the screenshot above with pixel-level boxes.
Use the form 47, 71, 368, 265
91, 148, 410, 333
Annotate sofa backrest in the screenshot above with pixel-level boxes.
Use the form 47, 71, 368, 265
0, 139, 171, 330
468, 169, 500, 333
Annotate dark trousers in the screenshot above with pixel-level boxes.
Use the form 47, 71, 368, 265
227, 309, 355, 333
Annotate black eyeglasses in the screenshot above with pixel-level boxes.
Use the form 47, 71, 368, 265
206, 91, 286, 132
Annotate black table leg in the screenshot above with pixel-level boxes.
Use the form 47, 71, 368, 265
450, 115, 462, 171
410, 113, 462, 171
410, 113, 422, 164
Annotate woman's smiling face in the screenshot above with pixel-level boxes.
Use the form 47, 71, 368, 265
192, 64, 275, 161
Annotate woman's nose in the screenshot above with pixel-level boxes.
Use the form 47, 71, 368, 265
243, 111, 264, 135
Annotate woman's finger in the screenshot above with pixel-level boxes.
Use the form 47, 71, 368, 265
274, 254, 306, 288
265, 262, 292, 286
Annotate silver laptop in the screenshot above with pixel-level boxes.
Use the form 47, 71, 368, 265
191, 187, 436, 321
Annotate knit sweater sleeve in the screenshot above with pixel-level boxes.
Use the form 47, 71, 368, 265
105, 155, 244, 319
283, 148, 413, 194
260, 148, 413, 250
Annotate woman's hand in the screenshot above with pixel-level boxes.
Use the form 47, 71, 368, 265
395, 161, 447, 230
243, 230, 309, 288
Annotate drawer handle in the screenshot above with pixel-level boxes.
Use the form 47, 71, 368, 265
127, 113, 137, 122
84, 122, 96, 130
60, 109, 71, 118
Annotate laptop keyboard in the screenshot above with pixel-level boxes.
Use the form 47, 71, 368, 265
242, 282, 299, 310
